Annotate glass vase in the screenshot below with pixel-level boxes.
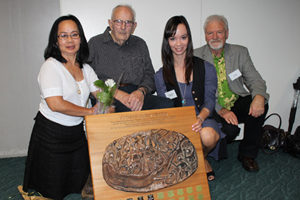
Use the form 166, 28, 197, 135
97, 100, 109, 114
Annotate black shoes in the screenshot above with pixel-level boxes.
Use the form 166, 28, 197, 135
237, 155, 259, 172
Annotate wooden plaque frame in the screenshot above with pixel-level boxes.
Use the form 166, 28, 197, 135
85, 106, 211, 200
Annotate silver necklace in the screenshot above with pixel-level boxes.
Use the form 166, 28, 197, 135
178, 82, 187, 106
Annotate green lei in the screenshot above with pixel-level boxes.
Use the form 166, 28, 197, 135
213, 50, 239, 110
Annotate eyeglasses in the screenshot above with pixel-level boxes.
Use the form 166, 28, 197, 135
57, 33, 80, 41
113, 19, 134, 27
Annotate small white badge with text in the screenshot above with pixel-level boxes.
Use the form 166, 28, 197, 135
229, 69, 242, 81
165, 89, 177, 99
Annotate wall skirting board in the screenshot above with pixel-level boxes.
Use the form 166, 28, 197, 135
0, 149, 27, 158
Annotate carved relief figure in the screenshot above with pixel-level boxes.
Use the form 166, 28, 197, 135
102, 129, 198, 192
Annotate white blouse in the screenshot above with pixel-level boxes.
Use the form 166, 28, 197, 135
38, 57, 98, 126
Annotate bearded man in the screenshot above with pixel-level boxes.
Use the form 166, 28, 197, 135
194, 15, 269, 172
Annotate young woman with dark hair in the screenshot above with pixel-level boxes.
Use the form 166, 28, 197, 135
155, 16, 226, 181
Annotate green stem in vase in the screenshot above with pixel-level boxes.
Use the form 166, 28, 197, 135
102, 102, 107, 114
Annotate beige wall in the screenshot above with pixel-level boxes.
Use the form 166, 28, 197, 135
0, 0, 60, 157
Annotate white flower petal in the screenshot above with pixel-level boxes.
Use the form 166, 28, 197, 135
105, 79, 116, 88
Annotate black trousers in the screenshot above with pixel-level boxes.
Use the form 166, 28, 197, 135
219, 95, 269, 159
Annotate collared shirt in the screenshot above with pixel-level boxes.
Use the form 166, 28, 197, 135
213, 50, 239, 110
88, 27, 155, 93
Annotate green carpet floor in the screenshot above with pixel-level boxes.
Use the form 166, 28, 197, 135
1, 142, 299, 200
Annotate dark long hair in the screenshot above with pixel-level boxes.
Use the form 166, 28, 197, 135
161, 16, 194, 85
44, 15, 89, 68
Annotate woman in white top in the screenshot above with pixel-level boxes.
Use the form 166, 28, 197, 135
22, 15, 99, 199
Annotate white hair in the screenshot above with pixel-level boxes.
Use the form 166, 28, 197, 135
203, 15, 228, 31
111, 4, 136, 22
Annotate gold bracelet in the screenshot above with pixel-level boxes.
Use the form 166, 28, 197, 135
197, 116, 204, 123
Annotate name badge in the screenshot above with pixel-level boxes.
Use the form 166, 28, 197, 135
228, 69, 242, 81
165, 89, 177, 99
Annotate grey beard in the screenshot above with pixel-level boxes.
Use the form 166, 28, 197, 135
208, 40, 224, 50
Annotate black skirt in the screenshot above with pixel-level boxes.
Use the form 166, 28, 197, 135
23, 112, 90, 199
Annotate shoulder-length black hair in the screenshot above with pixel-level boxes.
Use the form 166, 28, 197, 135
161, 15, 194, 85
44, 15, 89, 69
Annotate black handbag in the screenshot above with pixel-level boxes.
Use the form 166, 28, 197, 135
261, 113, 286, 154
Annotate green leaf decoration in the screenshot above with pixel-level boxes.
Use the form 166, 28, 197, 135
103, 84, 109, 93
94, 79, 116, 110
94, 80, 104, 88
97, 91, 113, 103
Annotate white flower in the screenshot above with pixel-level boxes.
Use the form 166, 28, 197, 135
105, 79, 116, 88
